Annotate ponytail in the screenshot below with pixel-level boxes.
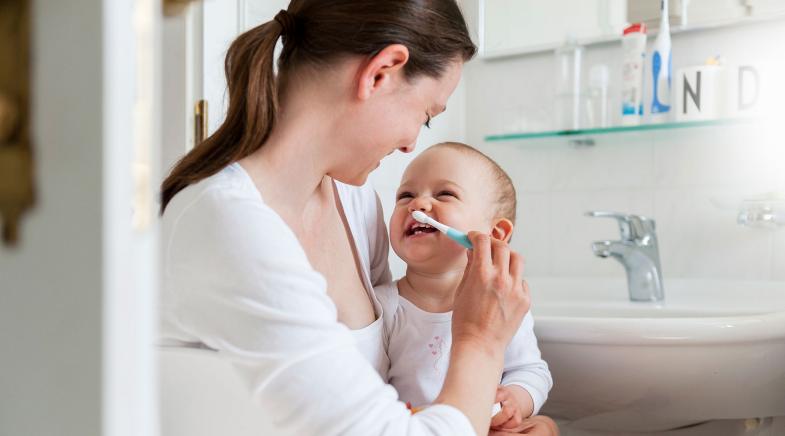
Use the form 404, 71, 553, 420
160, 18, 283, 213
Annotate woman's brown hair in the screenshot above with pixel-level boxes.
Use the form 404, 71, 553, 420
160, 0, 476, 213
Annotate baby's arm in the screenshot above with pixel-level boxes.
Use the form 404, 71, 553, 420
499, 311, 553, 416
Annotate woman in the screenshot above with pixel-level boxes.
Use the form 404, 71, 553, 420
160, 1, 557, 435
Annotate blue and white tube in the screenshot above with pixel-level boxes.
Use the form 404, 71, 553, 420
651, 0, 672, 121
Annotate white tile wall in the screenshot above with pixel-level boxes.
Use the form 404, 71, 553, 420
461, 17, 785, 281
368, 4, 785, 281
482, 142, 553, 193
652, 127, 783, 189
773, 231, 785, 280
653, 188, 774, 279
511, 192, 552, 275
549, 140, 655, 191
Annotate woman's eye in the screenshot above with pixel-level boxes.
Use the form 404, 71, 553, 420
423, 113, 432, 129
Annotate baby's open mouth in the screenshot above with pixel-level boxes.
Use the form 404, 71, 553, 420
406, 222, 439, 237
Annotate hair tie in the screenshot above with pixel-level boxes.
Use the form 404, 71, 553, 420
274, 9, 297, 38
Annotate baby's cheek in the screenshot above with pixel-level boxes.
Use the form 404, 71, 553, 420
389, 212, 406, 241
388, 231, 406, 260
389, 225, 402, 241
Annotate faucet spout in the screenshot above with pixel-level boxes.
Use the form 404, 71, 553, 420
586, 212, 664, 302
590, 240, 614, 258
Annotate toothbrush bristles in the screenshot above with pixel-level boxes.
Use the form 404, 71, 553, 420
412, 211, 429, 223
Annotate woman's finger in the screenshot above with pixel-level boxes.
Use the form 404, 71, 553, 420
491, 238, 511, 277
467, 231, 492, 268
509, 251, 524, 285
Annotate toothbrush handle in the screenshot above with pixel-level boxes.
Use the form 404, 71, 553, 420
446, 228, 473, 249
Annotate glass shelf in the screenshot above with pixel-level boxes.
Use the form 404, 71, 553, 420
485, 118, 755, 144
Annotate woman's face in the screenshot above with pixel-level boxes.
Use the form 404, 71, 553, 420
331, 60, 463, 185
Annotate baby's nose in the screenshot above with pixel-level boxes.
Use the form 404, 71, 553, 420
408, 197, 432, 213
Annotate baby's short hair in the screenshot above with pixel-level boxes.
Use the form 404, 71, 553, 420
430, 142, 517, 224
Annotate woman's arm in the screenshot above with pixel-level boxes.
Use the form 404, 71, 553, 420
435, 233, 531, 436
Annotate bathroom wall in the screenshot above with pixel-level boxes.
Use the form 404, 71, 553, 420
373, 4, 785, 282
463, 11, 785, 282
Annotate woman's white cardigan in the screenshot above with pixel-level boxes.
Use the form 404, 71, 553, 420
160, 163, 475, 436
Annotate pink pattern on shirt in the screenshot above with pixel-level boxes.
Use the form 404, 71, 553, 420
427, 335, 445, 372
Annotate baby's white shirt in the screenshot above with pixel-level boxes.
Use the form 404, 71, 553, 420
375, 280, 553, 414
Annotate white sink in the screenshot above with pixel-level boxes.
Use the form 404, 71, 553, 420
528, 278, 785, 432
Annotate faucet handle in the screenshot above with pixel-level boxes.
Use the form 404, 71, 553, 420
585, 211, 656, 241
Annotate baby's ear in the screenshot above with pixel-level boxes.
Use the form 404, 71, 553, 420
491, 218, 514, 243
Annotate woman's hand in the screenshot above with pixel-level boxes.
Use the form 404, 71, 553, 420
434, 232, 530, 436
489, 415, 560, 436
451, 231, 530, 358
490, 385, 533, 431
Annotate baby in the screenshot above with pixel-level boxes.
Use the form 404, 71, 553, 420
376, 142, 554, 433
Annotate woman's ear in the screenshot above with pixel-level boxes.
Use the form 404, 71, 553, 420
356, 44, 409, 101
491, 218, 514, 243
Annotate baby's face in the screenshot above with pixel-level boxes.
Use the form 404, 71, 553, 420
390, 146, 497, 270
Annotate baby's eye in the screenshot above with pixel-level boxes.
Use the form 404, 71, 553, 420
437, 191, 457, 199
396, 192, 413, 202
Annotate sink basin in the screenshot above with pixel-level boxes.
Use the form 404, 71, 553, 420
528, 277, 785, 432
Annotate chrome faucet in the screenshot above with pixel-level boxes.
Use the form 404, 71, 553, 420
586, 211, 664, 302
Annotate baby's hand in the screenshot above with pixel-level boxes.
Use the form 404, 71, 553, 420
490, 385, 532, 431
489, 415, 560, 436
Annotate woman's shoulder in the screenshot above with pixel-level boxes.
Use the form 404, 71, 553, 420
164, 163, 260, 214
164, 164, 277, 225
162, 164, 307, 264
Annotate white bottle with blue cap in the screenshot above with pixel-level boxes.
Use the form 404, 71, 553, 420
650, 0, 672, 123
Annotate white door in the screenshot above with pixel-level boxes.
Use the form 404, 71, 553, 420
161, 0, 289, 173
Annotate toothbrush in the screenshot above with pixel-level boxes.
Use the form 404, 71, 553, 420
412, 211, 473, 249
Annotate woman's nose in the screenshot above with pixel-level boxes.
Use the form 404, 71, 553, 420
399, 141, 415, 154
